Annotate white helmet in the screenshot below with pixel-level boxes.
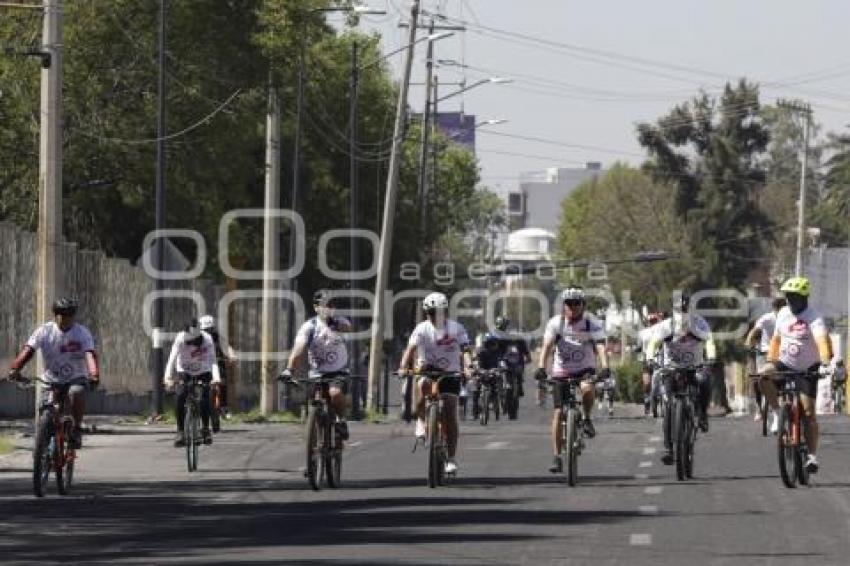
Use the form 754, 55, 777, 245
561, 287, 586, 302
199, 315, 215, 331
423, 292, 449, 310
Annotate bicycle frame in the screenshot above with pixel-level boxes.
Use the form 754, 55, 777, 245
295, 373, 351, 490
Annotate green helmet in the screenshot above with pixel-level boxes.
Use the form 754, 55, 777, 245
780, 276, 810, 297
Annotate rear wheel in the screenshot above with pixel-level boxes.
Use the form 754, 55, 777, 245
427, 403, 441, 488
33, 412, 52, 498
565, 408, 579, 486
305, 406, 321, 491
777, 405, 797, 488
56, 418, 74, 495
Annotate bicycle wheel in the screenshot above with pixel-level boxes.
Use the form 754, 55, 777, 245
685, 404, 696, 479
835, 388, 845, 415
505, 389, 517, 420
185, 402, 199, 473
777, 405, 797, 488
56, 418, 75, 495
565, 408, 579, 486
674, 400, 687, 481
493, 388, 501, 421
324, 418, 343, 488
33, 412, 52, 498
427, 403, 440, 488
760, 395, 768, 437
402, 375, 413, 423
211, 388, 221, 434
797, 415, 811, 486
305, 406, 321, 491
480, 390, 490, 426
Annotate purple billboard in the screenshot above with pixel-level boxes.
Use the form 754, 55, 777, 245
436, 112, 476, 152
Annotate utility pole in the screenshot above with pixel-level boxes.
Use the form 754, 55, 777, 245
778, 99, 812, 277
36, 0, 62, 417
151, 0, 167, 417
417, 20, 435, 234
349, 40, 361, 413
367, 0, 420, 409
260, 73, 281, 415
288, 39, 305, 350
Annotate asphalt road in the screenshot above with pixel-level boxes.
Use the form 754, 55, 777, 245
2, 391, 850, 566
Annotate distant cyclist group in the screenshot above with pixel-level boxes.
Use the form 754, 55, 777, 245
4, 275, 844, 494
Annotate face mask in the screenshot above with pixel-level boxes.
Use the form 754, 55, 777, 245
786, 295, 807, 315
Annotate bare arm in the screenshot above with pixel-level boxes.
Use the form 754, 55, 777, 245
287, 340, 308, 373
744, 327, 761, 349
538, 335, 555, 372
398, 344, 417, 373
594, 342, 609, 369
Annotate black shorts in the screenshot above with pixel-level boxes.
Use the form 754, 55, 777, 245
551, 370, 594, 408
419, 374, 462, 396
774, 362, 819, 398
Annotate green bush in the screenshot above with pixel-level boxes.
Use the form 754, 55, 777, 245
614, 361, 644, 404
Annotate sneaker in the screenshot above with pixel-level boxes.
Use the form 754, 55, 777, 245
335, 420, 350, 441
444, 459, 458, 474
698, 413, 709, 433
221, 409, 232, 420
661, 451, 674, 465
174, 433, 186, 448
805, 454, 819, 474
582, 418, 596, 439
415, 418, 427, 440
549, 456, 563, 474
202, 428, 213, 445
769, 411, 779, 435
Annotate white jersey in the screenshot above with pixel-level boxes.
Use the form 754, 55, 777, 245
26, 322, 95, 384
753, 311, 777, 354
544, 314, 605, 378
654, 313, 711, 368
164, 331, 221, 382
408, 319, 470, 373
774, 306, 828, 371
294, 316, 351, 374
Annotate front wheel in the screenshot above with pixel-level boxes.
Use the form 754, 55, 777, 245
834, 388, 845, 415
185, 402, 199, 473
325, 419, 343, 488
673, 400, 688, 481
33, 412, 52, 498
56, 418, 75, 495
305, 406, 321, 491
427, 403, 441, 488
480, 390, 490, 426
777, 405, 797, 488
565, 408, 579, 487
797, 414, 811, 486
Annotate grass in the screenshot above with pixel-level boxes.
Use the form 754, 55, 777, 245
0, 434, 15, 456
230, 410, 301, 424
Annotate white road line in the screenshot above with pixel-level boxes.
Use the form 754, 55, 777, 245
642, 447, 657, 455
348, 441, 363, 448
649, 436, 661, 443
644, 486, 663, 495
634, 473, 649, 480
638, 505, 659, 516
484, 441, 509, 450
639, 461, 653, 468
630, 534, 652, 546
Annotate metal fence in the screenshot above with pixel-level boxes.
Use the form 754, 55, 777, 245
0, 222, 268, 417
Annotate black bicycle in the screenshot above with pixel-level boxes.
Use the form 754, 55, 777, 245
498, 360, 521, 420
660, 364, 705, 481
180, 375, 212, 473
595, 370, 616, 418
545, 373, 595, 487
292, 371, 353, 491
476, 369, 502, 426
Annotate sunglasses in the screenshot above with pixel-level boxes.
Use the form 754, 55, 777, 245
563, 300, 584, 307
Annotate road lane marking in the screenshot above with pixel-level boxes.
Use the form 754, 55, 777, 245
644, 486, 663, 495
484, 441, 509, 450
649, 436, 661, 443
638, 505, 659, 516
630, 534, 652, 546
348, 441, 363, 448
639, 461, 652, 468
642, 447, 656, 455
634, 473, 649, 480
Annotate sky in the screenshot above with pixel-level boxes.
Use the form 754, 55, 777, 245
349, 0, 850, 196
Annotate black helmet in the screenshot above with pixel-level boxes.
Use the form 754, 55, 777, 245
52, 297, 78, 315
495, 316, 509, 331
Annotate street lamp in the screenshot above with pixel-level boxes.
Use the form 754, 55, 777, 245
436, 77, 513, 103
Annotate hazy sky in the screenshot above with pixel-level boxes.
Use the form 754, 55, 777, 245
353, 0, 850, 194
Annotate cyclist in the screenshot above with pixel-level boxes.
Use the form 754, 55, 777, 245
744, 297, 786, 421
398, 292, 472, 475
164, 319, 222, 447
6, 298, 99, 449
536, 287, 611, 474
490, 316, 532, 398
647, 292, 716, 465
280, 290, 352, 441
199, 315, 231, 422
637, 312, 664, 416
759, 277, 835, 473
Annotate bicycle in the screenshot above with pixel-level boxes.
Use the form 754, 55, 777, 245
499, 361, 521, 420
595, 370, 616, 418
9, 375, 91, 497
178, 375, 213, 473
833, 378, 846, 415
397, 369, 461, 488
751, 369, 820, 488
476, 368, 502, 426
747, 373, 769, 436
289, 371, 354, 491
659, 364, 706, 481
545, 372, 596, 487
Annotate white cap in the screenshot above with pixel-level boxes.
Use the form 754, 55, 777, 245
199, 315, 215, 330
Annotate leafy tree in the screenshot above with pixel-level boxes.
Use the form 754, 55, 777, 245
812, 132, 850, 246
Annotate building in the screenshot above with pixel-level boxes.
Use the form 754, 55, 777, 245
506, 163, 604, 232
804, 246, 849, 322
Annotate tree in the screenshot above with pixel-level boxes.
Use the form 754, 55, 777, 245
637, 80, 773, 290
812, 132, 850, 246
